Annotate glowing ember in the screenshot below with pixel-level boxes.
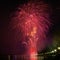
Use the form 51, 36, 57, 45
9, 1, 52, 60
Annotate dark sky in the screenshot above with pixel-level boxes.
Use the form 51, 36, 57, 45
0, 0, 60, 55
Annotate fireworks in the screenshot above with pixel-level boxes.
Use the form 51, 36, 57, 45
9, 1, 52, 60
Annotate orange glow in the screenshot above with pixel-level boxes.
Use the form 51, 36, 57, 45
30, 49, 37, 60
25, 15, 38, 60
30, 27, 37, 37
30, 47, 35, 53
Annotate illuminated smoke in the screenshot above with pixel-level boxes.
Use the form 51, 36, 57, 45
9, 1, 52, 60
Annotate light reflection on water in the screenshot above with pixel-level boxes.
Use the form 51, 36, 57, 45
7, 55, 44, 60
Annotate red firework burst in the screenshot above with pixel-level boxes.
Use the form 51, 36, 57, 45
9, 1, 52, 60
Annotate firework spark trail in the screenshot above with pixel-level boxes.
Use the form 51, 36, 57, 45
9, 1, 51, 60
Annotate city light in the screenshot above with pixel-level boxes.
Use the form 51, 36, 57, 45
57, 47, 60, 50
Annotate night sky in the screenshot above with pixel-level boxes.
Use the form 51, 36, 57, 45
0, 0, 60, 55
